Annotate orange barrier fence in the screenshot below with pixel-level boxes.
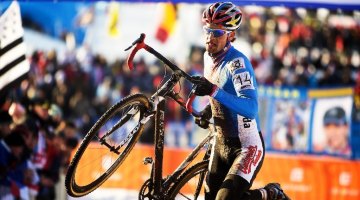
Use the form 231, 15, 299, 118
253, 154, 360, 200
73, 143, 360, 200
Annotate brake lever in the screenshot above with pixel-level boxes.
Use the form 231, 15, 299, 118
124, 33, 146, 51
126, 34, 147, 70
185, 87, 201, 117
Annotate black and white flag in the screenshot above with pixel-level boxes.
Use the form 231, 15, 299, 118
0, 1, 29, 97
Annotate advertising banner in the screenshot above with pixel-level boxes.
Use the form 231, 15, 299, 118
71, 144, 360, 200
259, 86, 355, 158
311, 96, 353, 157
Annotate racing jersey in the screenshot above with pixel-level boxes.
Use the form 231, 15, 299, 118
204, 45, 261, 138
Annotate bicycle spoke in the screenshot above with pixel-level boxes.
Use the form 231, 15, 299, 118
100, 106, 139, 139
90, 104, 143, 155
118, 123, 141, 147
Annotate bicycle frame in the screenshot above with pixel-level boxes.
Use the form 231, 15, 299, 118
138, 73, 214, 199
125, 34, 215, 198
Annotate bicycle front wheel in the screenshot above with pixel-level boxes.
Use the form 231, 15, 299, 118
167, 161, 209, 200
65, 93, 151, 197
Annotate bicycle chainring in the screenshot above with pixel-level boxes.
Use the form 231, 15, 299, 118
139, 179, 156, 200
138, 179, 170, 200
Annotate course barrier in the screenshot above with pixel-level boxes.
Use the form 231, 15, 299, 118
73, 143, 360, 200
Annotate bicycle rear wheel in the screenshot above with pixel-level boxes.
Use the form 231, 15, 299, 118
167, 161, 209, 200
65, 93, 151, 197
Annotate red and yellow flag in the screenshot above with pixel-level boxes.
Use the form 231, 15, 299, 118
155, 3, 176, 43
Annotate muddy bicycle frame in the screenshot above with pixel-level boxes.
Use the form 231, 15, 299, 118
126, 33, 214, 198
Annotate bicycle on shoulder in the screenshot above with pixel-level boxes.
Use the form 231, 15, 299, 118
65, 33, 216, 200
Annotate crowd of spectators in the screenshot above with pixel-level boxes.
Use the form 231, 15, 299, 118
240, 8, 359, 87
0, 99, 79, 199
0, 6, 359, 200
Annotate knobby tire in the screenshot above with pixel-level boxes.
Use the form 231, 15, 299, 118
65, 94, 150, 197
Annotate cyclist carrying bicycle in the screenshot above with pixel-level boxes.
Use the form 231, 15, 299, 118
192, 2, 290, 200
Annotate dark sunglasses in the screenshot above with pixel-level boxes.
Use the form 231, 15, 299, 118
203, 26, 230, 37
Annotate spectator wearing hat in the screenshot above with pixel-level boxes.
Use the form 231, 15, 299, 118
322, 106, 350, 156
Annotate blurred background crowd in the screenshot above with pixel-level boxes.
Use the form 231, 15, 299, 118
0, 2, 359, 200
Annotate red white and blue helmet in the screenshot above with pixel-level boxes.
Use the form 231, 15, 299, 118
202, 2, 243, 31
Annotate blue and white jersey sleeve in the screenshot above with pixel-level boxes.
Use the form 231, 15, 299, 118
212, 54, 258, 119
